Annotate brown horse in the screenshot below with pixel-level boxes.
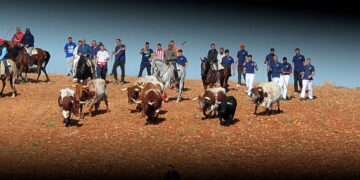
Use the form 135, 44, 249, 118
5, 41, 50, 82
200, 58, 230, 91
0, 59, 18, 98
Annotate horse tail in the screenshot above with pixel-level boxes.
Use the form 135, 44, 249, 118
43, 51, 51, 68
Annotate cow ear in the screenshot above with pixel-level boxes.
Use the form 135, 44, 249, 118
264, 92, 268, 97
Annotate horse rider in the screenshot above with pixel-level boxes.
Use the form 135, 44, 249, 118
207, 43, 218, 70
77, 39, 95, 77
12, 27, 24, 47
0, 38, 9, 74
20, 28, 35, 66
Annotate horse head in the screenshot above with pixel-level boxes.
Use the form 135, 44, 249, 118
201, 57, 210, 77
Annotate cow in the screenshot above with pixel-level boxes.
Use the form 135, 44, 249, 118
75, 79, 110, 118
58, 88, 80, 127
218, 96, 237, 126
251, 82, 281, 115
197, 87, 226, 118
136, 88, 163, 123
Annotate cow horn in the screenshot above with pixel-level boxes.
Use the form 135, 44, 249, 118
120, 88, 127, 91
204, 97, 211, 101
192, 97, 198, 101
131, 98, 137, 103
139, 85, 144, 89
226, 102, 233, 105
135, 100, 142, 104
148, 102, 156, 105
83, 85, 87, 88
134, 88, 139, 92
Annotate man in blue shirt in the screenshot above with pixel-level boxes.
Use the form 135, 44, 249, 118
300, 58, 315, 101
111, 39, 126, 84
292, 48, 305, 93
21, 28, 34, 57
280, 57, 292, 100
244, 55, 258, 97
90, 40, 100, 59
175, 49, 188, 80
270, 55, 282, 86
138, 42, 153, 77
264, 48, 275, 82
236, 43, 248, 87
64, 37, 76, 76
77, 39, 94, 76
222, 49, 235, 77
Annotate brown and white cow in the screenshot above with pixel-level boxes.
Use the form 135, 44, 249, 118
197, 87, 226, 118
251, 82, 281, 115
58, 88, 80, 127
75, 79, 110, 118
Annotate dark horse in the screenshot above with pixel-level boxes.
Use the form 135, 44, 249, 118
200, 58, 230, 91
5, 41, 50, 82
74, 55, 94, 83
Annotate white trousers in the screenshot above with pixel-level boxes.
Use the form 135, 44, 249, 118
246, 73, 255, 96
279, 75, 290, 99
272, 77, 280, 86
301, 79, 313, 99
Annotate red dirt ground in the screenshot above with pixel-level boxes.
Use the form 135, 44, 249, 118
0, 74, 359, 179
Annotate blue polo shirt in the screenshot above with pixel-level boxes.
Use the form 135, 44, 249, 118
78, 44, 92, 56
176, 55, 188, 67
64, 42, 76, 58
222, 56, 234, 72
265, 53, 275, 67
237, 49, 248, 67
115, 44, 126, 61
282, 62, 292, 74
292, 54, 305, 71
303, 64, 315, 80
141, 49, 153, 64
271, 62, 282, 78
90, 46, 100, 59
244, 60, 257, 74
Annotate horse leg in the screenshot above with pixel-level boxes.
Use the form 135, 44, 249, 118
176, 79, 183, 102
42, 67, 50, 82
36, 66, 42, 82
9, 73, 16, 97
0, 77, 5, 97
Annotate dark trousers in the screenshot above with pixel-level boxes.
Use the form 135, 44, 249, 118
293, 70, 303, 92
138, 63, 151, 77
237, 66, 245, 84
96, 64, 107, 80
267, 70, 272, 82
112, 60, 125, 82
172, 62, 178, 79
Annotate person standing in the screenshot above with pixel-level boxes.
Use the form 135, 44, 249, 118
90, 40, 100, 59
12, 27, 24, 46
138, 42, 153, 77
217, 47, 225, 70
280, 57, 292, 100
300, 58, 315, 101
207, 43, 218, 70
244, 55, 258, 97
95, 44, 110, 80
154, 43, 165, 61
270, 55, 282, 86
292, 48, 305, 93
64, 37, 77, 76
111, 39, 126, 84
235, 43, 248, 87
264, 48, 275, 82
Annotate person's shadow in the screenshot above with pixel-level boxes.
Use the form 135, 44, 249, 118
163, 164, 181, 180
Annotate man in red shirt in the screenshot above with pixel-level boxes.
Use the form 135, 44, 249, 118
154, 43, 165, 61
12, 27, 24, 46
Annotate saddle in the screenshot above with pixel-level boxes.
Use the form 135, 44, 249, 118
25, 48, 38, 55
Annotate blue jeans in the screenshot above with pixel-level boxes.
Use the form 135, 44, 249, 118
96, 64, 107, 80
293, 70, 303, 92
237, 66, 245, 84
138, 63, 151, 77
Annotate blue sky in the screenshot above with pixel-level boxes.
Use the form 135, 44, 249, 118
1, 1, 359, 87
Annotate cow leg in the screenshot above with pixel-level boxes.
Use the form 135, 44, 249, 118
277, 99, 281, 114
94, 103, 99, 111
104, 97, 110, 112
88, 103, 95, 117
80, 104, 84, 119
253, 104, 258, 115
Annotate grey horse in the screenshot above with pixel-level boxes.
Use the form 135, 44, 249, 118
151, 59, 186, 102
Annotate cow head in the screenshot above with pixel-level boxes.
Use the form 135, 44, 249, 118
251, 87, 267, 104
58, 95, 80, 119
197, 94, 213, 111
122, 85, 141, 104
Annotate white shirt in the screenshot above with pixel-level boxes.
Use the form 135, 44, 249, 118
217, 53, 225, 70
96, 50, 110, 64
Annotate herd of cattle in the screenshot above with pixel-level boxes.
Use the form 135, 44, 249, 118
57, 73, 282, 127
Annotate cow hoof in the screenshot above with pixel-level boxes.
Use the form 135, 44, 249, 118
277, 110, 281, 114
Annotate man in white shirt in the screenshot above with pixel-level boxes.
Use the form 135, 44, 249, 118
217, 47, 225, 70
96, 44, 110, 80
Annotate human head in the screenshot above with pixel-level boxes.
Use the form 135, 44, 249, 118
219, 47, 224, 54
157, 43, 162, 49
0, 38, 4, 45
91, 40, 97, 47
16, 27, 21, 33
240, 43, 245, 50
178, 49, 183, 56
283, 57, 287, 63
295, 48, 300, 55
99, 44, 105, 51
210, 43, 215, 50
167, 42, 172, 50
116, 39, 121, 45
225, 49, 229, 56
270, 48, 275, 54
25, 28, 30, 34
68, 37, 73, 43
170, 40, 175, 46
248, 55, 253, 61
306, 57, 311, 65
145, 42, 150, 49
273, 55, 278, 63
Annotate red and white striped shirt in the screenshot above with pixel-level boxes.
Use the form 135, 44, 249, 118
154, 48, 165, 61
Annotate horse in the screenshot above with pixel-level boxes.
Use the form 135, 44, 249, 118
0, 59, 18, 98
152, 59, 186, 102
4, 41, 50, 82
200, 58, 230, 91
74, 55, 94, 83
